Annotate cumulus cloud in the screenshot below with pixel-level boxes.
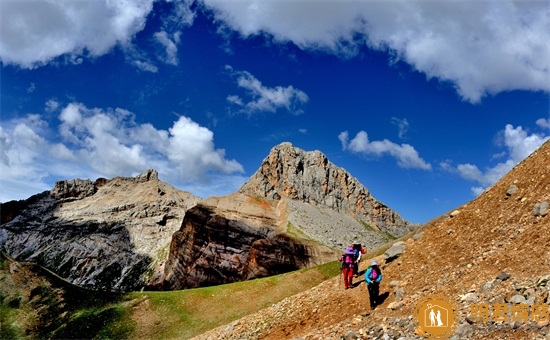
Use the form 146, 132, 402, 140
202, 0, 550, 102
45, 99, 60, 113
446, 122, 549, 195
0, 0, 155, 68
5, 1, 547, 102
0, 102, 245, 202
339, 130, 432, 170
225, 65, 309, 115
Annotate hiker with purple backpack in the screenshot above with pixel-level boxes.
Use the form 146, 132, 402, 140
365, 260, 383, 309
339, 246, 357, 289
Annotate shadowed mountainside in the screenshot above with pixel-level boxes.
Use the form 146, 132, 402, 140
0, 170, 200, 292
153, 193, 336, 290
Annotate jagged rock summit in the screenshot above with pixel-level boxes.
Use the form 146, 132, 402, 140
0, 170, 200, 292
239, 142, 415, 238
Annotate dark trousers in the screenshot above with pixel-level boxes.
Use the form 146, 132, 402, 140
367, 282, 379, 308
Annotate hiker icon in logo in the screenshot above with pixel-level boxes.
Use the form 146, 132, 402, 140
427, 305, 445, 327
414, 294, 459, 339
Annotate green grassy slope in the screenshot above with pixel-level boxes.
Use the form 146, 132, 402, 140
0, 253, 340, 339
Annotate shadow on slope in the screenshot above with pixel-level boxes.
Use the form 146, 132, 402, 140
0, 253, 129, 339
1, 250, 345, 339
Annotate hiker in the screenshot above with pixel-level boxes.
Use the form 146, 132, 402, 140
365, 260, 382, 309
339, 246, 357, 289
351, 243, 365, 277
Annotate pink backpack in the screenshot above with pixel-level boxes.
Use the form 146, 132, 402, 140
370, 268, 378, 280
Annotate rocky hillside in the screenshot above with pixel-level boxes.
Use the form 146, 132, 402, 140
0, 170, 200, 292
239, 142, 414, 238
194, 140, 550, 339
153, 193, 336, 290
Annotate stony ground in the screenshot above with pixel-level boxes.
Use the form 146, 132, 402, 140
283, 198, 396, 253
193, 141, 550, 339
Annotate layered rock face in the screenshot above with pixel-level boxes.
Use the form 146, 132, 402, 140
0, 170, 199, 292
155, 193, 336, 290
239, 142, 414, 237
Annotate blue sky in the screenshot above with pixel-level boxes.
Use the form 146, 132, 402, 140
1, 0, 549, 224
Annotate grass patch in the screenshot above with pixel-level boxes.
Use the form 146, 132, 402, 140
124, 262, 340, 339
360, 221, 397, 242
284, 221, 313, 241
51, 305, 132, 340
0, 303, 25, 340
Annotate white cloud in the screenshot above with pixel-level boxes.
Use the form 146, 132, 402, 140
133, 60, 159, 73
0, 0, 154, 68
536, 118, 550, 130
0, 127, 11, 166
154, 31, 180, 65
203, 0, 550, 102
339, 130, 432, 170
225, 65, 309, 115
450, 122, 549, 195
0, 102, 245, 202
45, 99, 60, 113
391, 117, 409, 139
26, 82, 36, 93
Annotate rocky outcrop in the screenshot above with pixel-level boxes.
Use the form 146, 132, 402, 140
0, 170, 199, 292
155, 193, 336, 290
239, 142, 414, 237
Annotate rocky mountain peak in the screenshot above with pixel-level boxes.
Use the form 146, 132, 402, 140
239, 142, 414, 237
50, 169, 159, 201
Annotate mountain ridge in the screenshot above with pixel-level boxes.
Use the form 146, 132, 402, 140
0, 143, 413, 292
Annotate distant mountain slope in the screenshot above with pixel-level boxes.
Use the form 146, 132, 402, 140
195, 140, 550, 339
0, 170, 200, 292
239, 142, 415, 238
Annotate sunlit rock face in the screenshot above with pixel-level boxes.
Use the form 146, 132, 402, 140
156, 193, 336, 290
239, 142, 415, 237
